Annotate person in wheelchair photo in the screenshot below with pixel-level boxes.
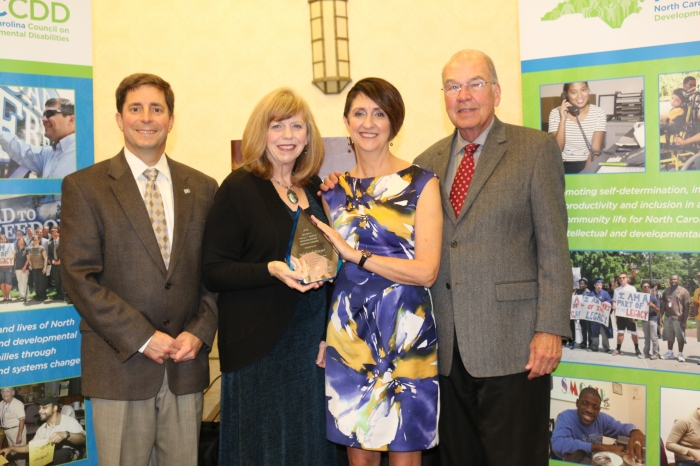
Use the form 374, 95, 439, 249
660, 85, 700, 171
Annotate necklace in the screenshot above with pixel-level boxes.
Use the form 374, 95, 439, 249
271, 177, 298, 204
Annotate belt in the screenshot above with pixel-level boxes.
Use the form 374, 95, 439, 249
3, 425, 19, 429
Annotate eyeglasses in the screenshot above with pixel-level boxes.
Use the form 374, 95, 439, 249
442, 79, 495, 96
42, 109, 69, 119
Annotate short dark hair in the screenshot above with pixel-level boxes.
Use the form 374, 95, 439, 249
683, 76, 696, 86
563, 82, 589, 94
45, 97, 74, 115
579, 387, 601, 402
672, 88, 688, 104
641, 280, 651, 288
116, 73, 175, 115
343, 78, 405, 141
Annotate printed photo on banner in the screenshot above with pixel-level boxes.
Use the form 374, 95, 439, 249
0, 85, 76, 179
540, 76, 645, 175
550, 376, 646, 464
0, 379, 87, 466
0, 194, 67, 311
565, 251, 700, 375
658, 71, 700, 171
660, 387, 700, 465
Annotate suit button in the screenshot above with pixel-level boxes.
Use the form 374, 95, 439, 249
165, 283, 172, 290
163, 320, 170, 326
446, 283, 451, 290
450, 241, 457, 248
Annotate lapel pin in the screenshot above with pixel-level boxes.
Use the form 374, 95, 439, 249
184, 189, 191, 194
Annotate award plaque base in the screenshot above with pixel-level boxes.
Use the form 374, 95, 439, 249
286, 208, 341, 284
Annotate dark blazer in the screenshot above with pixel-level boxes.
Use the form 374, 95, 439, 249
201, 168, 324, 372
414, 117, 572, 378
61, 151, 219, 400
47, 239, 59, 263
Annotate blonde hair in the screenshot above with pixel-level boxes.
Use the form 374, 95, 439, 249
240, 88, 324, 187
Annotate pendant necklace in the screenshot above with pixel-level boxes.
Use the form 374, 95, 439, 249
272, 177, 298, 204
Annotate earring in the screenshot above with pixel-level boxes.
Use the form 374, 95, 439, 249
347, 137, 353, 146
390, 142, 393, 146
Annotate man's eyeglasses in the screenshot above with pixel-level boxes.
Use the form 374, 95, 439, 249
42, 109, 70, 119
442, 79, 495, 96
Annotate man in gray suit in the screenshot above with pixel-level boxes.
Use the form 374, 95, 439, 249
61, 74, 218, 465
414, 50, 571, 465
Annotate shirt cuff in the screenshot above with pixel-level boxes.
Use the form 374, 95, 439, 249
138, 335, 154, 353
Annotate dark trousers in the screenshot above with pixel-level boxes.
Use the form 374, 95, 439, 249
31, 268, 47, 300
569, 319, 590, 346
438, 341, 550, 466
51, 264, 63, 300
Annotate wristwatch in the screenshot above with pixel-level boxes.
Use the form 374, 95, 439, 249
358, 250, 372, 269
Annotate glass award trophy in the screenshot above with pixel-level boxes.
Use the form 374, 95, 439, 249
286, 208, 341, 284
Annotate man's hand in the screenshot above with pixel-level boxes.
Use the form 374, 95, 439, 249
144, 330, 181, 364
317, 171, 342, 195
15, 432, 22, 444
0, 447, 10, 457
525, 332, 562, 379
170, 331, 203, 362
48, 431, 69, 444
316, 341, 327, 368
627, 429, 645, 462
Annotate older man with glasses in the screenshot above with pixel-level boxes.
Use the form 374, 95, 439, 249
0, 97, 76, 179
414, 49, 572, 466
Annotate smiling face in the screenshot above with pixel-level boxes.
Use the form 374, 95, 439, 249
566, 82, 590, 109
42, 104, 75, 143
670, 275, 679, 287
1, 388, 13, 403
619, 274, 628, 286
264, 113, 308, 173
38, 403, 56, 421
576, 391, 602, 426
344, 93, 391, 155
443, 54, 501, 142
115, 85, 174, 163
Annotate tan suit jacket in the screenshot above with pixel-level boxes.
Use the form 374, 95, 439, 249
414, 118, 572, 378
61, 151, 218, 400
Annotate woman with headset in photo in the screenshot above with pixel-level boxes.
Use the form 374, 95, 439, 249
548, 81, 607, 174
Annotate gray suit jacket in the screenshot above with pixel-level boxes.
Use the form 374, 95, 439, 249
61, 151, 218, 400
414, 117, 572, 378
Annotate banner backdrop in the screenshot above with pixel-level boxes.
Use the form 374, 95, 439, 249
520, 2, 700, 464
0, 1, 95, 464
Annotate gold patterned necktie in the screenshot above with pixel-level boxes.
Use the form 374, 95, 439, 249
143, 168, 170, 269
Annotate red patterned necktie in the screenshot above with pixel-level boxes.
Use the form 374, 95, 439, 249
449, 144, 479, 217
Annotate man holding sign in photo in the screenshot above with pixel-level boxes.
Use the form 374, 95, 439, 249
588, 278, 613, 353
612, 273, 642, 357
660, 274, 691, 362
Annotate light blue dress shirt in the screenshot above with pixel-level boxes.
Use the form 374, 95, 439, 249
0, 132, 76, 179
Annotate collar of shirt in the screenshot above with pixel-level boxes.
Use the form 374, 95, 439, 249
444, 118, 495, 193
451, 118, 495, 167
54, 133, 76, 154
123, 147, 172, 186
